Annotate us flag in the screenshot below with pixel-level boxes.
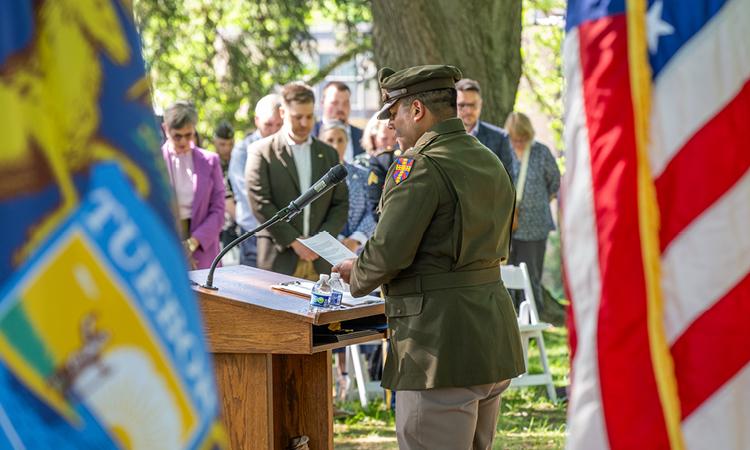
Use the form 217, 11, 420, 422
562, 0, 749, 449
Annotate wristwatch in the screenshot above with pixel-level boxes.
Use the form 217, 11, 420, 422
185, 237, 199, 253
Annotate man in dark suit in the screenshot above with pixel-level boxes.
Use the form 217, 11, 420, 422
455, 78, 513, 174
246, 82, 348, 279
313, 81, 365, 162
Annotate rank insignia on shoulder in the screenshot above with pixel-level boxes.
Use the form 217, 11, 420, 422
367, 171, 379, 186
392, 158, 414, 184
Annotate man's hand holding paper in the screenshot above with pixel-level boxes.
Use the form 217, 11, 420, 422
331, 258, 355, 284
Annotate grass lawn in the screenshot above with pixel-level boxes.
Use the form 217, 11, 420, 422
334, 327, 569, 449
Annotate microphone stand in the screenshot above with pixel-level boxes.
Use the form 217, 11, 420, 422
201, 206, 301, 290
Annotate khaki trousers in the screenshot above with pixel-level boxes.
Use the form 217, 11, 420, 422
395, 380, 511, 450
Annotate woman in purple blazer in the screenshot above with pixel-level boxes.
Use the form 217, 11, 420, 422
161, 101, 225, 269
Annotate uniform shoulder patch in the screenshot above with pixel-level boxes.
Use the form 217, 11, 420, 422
392, 158, 415, 184
367, 171, 379, 186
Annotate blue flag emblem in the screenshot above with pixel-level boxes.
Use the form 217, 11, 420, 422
0, 1, 225, 448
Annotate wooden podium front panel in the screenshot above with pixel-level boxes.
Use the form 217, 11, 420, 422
272, 351, 333, 450
214, 353, 273, 449
213, 351, 333, 450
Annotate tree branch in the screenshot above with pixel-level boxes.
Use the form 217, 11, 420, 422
305, 38, 371, 86
522, 70, 556, 116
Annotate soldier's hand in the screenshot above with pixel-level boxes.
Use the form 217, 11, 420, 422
290, 240, 319, 261
332, 258, 356, 284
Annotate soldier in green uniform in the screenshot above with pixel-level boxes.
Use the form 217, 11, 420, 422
333, 65, 525, 450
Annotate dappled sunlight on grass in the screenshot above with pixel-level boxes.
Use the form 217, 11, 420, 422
498, 387, 566, 449
334, 401, 397, 450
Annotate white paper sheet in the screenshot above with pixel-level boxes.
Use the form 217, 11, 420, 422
297, 232, 357, 266
271, 280, 382, 307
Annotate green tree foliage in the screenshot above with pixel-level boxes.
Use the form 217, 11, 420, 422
516, 0, 565, 151
135, 0, 564, 150
133, 0, 370, 137
512, 1, 567, 305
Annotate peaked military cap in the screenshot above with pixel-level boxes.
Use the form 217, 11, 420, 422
376, 64, 462, 119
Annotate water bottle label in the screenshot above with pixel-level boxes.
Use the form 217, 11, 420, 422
329, 291, 343, 307
310, 292, 330, 308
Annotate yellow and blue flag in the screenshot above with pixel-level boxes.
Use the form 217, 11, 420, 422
0, 1, 225, 448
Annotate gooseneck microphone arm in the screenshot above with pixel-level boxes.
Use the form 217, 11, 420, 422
201, 164, 348, 290
201, 207, 290, 290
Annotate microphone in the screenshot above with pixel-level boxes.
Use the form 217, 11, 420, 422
285, 164, 348, 220
201, 163, 348, 290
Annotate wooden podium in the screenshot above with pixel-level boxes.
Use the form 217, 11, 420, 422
189, 266, 386, 450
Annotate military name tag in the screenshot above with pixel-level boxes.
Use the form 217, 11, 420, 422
392, 158, 414, 184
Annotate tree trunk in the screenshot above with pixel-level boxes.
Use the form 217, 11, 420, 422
371, 0, 522, 126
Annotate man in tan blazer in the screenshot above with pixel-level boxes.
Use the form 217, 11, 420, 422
245, 82, 348, 278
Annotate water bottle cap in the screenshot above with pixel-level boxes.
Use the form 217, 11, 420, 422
330, 272, 340, 279
320, 274, 330, 281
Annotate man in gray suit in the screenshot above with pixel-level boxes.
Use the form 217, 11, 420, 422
228, 94, 282, 266
455, 78, 513, 174
246, 82, 348, 278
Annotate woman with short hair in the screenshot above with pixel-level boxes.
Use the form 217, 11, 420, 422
161, 101, 225, 269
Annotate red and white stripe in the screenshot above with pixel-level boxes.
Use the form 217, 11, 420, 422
653, 0, 750, 443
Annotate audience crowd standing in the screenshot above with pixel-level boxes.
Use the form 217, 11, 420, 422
163, 80, 560, 307
161, 74, 559, 408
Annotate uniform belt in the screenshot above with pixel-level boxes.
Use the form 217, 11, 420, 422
385, 266, 501, 296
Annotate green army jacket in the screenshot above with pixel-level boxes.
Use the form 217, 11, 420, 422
350, 118, 525, 390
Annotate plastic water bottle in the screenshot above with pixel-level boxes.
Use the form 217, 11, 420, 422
310, 274, 331, 308
328, 272, 344, 308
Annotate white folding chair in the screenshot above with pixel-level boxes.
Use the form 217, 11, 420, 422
341, 341, 386, 408
501, 262, 557, 402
